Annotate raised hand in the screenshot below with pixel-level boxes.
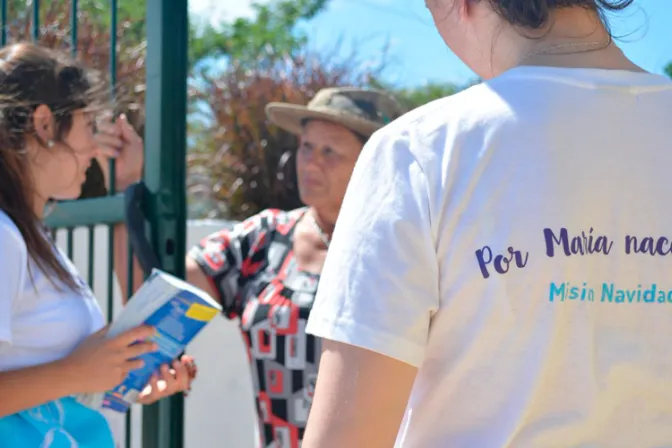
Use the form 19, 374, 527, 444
94, 113, 145, 191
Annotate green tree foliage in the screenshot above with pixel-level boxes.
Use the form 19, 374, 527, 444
4, 0, 147, 118
8, 0, 338, 212
665, 62, 672, 79
8, 0, 462, 218
189, 0, 329, 68
184, 0, 433, 220
185, 0, 468, 219
188, 47, 386, 220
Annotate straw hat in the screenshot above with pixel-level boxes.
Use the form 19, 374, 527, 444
265, 87, 405, 138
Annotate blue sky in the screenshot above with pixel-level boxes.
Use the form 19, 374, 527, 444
190, 0, 672, 88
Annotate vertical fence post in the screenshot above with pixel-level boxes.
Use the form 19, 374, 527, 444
141, 0, 188, 447
31, 0, 38, 41
70, 0, 77, 53
107, 0, 118, 326
1, 0, 7, 46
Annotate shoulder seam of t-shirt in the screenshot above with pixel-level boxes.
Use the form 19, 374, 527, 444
371, 117, 434, 185
360, 123, 439, 249
380, 82, 500, 139
491, 66, 672, 93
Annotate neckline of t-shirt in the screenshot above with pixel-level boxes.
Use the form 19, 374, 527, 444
495, 65, 672, 89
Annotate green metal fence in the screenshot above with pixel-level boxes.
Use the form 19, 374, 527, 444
0, 1, 190, 447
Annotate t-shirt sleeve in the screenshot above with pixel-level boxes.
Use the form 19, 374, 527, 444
0, 217, 27, 344
305, 128, 439, 368
188, 210, 277, 318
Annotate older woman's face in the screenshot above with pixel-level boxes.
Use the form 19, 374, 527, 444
296, 120, 364, 214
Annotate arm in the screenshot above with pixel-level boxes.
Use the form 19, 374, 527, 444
114, 210, 270, 318
0, 221, 160, 416
0, 325, 160, 417
303, 129, 438, 447
0, 356, 78, 418
112, 223, 145, 304
305, 341, 417, 448
186, 215, 271, 318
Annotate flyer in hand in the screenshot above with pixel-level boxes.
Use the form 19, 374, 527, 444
78, 269, 222, 413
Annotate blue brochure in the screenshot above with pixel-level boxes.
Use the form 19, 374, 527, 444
78, 269, 222, 413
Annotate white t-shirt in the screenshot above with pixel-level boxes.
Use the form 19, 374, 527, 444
306, 66, 672, 447
0, 210, 105, 372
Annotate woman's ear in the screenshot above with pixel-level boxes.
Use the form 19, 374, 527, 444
427, 0, 468, 26
32, 104, 55, 146
453, 0, 471, 20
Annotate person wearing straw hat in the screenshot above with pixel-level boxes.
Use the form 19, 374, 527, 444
99, 86, 405, 447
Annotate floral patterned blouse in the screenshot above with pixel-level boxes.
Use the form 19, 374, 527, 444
189, 207, 320, 448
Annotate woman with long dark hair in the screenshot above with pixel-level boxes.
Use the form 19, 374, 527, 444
0, 43, 192, 447
302, 1, 672, 447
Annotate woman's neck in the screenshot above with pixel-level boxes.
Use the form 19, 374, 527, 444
495, 8, 636, 75
309, 207, 336, 236
32, 193, 46, 219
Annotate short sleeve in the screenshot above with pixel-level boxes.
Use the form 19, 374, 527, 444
188, 209, 277, 318
0, 215, 27, 344
305, 129, 439, 368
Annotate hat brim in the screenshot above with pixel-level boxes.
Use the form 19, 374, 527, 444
265, 103, 381, 138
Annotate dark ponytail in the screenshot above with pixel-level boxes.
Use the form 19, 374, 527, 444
488, 0, 634, 30
0, 43, 106, 292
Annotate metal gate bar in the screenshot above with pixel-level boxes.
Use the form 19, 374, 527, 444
0, 1, 6, 45
140, 1, 188, 447
107, 0, 118, 329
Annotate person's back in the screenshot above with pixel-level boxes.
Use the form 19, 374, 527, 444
393, 65, 672, 447
301, 2, 672, 448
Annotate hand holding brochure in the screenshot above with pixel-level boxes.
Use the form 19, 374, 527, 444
78, 268, 222, 413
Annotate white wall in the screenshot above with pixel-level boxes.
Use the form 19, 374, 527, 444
54, 221, 256, 448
